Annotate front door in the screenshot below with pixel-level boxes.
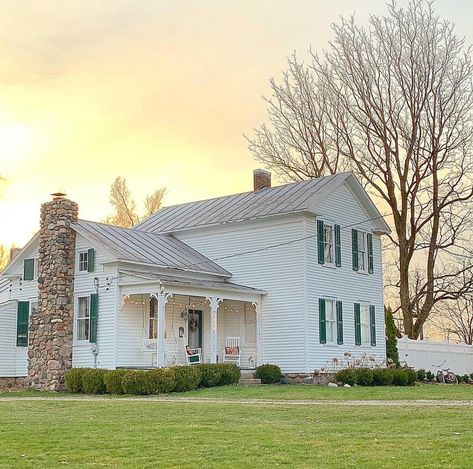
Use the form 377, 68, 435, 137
187, 309, 203, 349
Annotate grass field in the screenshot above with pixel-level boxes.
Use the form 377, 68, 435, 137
1, 385, 473, 468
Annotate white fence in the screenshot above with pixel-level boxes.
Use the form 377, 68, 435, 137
397, 337, 473, 375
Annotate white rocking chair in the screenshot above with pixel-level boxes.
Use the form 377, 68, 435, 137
223, 337, 241, 367
185, 346, 202, 365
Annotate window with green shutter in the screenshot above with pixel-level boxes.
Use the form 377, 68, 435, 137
89, 293, 98, 343
352, 230, 359, 271
319, 298, 326, 344
16, 301, 29, 347
335, 224, 341, 267
317, 220, 325, 264
87, 248, 95, 273
369, 305, 376, 346
23, 259, 35, 281
336, 301, 343, 345
354, 303, 361, 345
367, 233, 374, 274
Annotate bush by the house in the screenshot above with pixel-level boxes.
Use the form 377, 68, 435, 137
335, 368, 356, 386
103, 369, 129, 394
462, 374, 471, 384
426, 370, 435, 382
372, 368, 393, 386
217, 363, 241, 385
255, 364, 282, 384
198, 364, 223, 387
392, 368, 409, 386
405, 368, 417, 386
355, 368, 374, 386
416, 369, 426, 383
385, 306, 400, 366
174, 365, 201, 392
147, 368, 176, 394
65, 368, 86, 393
121, 370, 151, 395
82, 368, 108, 394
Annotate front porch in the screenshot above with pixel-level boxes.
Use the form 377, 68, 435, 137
116, 270, 264, 370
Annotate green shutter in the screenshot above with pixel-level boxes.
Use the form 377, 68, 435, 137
336, 301, 343, 345
16, 301, 29, 347
319, 298, 326, 344
370, 305, 376, 346
87, 248, 95, 273
354, 303, 361, 346
317, 220, 324, 265
367, 233, 374, 274
352, 230, 359, 271
23, 259, 35, 281
335, 224, 341, 267
89, 293, 98, 343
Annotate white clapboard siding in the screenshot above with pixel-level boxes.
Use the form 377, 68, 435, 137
176, 214, 307, 373
307, 182, 386, 371
72, 234, 118, 369
0, 301, 18, 377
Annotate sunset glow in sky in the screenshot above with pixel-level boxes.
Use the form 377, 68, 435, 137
0, 0, 471, 246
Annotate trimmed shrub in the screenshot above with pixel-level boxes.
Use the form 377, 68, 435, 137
462, 374, 470, 384
104, 369, 129, 394
82, 368, 108, 394
392, 369, 408, 386
457, 374, 464, 384
335, 368, 356, 386
405, 368, 417, 386
426, 370, 435, 382
416, 369, 426, 383
65, 368, 86, 393
148, 368, 176, 394
198, 364, 223, 388
217, 364, 241, 385
385, 307, 400, 366
174, 366, 201, 392
255, 364, 282, 384
355, 368, 374, 386
121, 370, 150, 395
372, 368, 393, 386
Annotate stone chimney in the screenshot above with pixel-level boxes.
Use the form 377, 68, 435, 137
28, 194, 78, 391
253, 169, 271, 191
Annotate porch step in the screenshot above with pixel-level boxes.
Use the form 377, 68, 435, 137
238, 375, 261, 386
240, 371, 256, 379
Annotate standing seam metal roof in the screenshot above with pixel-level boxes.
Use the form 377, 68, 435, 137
72, 220, 231, 277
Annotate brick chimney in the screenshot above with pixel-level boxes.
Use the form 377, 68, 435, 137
28, 194, 78, 391
253, 169, 271, 191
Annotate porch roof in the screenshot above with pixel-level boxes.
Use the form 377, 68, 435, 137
118, 269, 267, 296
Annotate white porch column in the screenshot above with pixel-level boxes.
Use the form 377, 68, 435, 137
207, 297, 223, 364
254, 300, 263, 366
154, 289, 171, 368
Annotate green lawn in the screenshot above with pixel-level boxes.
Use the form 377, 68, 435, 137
1, 398, 472, 468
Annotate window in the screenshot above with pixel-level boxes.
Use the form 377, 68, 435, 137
358, 231, 366, 272
23, 258, 35, 281
325, 300, 336, 343
324, 225, 334, 264
16, 301, 29, 347
360, 304, 371, 345
319, 299, 343, 345
77, 296, 90, 340
149, 298, 158, 339
78, 251, 88, 272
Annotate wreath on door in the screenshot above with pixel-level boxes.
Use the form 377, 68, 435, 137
189, 316, 199, 332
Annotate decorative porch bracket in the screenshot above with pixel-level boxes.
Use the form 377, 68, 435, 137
151, 290, 172, 367
206, 296, 223, 364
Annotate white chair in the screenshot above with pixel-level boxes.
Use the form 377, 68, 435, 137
223, 337, 241, 367
185, 346, 202, 365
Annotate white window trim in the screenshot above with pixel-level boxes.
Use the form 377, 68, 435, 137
74, 294, 91, 344
359, 303, 371, 346
78, 251, 89, 273
356, 229, 368, 274
323, 298, 338, 345
323, 222, 335, 266
148, 298, 158, 340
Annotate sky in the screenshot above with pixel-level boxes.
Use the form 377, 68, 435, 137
0, 0, 472, 246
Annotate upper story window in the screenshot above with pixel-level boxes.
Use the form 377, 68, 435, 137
78, 248, 95, 273
317, 220, 341, 267
358, 231, 366, 272
324, 224, 334, 264
352, 230, 374, 274
23, 258, 35, 281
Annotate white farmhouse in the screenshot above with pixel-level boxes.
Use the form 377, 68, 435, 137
0, 170, 390, 390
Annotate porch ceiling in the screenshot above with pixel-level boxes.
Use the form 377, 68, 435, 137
118, 269, 266, 296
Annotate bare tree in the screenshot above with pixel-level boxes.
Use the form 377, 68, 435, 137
247, 0, 473, 338
103, 177, 166, 228
0, 244, 13, 272
433, 297, 473, 345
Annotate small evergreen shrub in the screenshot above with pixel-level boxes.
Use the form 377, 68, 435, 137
392, 369, 408, 386
217, 364, 241, 385
104, 369, 129, 394
255, 364, 282, 384
426, 370, 435, 382
198, 364, 223, 388
65, 368, 86, 393
82, 368, 108, 394
385, 307, 400, 366
174, 366, 201, 392
416, 369, 426, 383
147, 368, 176, 394
121, 370, 150, 395
355, 368, 374, 386
461, 374, 470, 384
335, 368, 356, 386
457, 374, 464, 383
405, 368, 417, 386
372, 368, 393, 386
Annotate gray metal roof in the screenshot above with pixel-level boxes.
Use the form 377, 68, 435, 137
135, 172, 353, 233
73, 220, 231, 277
118, 269, 266, 295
